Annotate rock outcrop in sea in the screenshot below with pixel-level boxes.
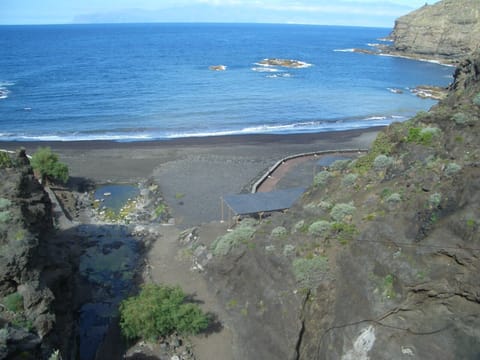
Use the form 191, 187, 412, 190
387, 0, 480, 62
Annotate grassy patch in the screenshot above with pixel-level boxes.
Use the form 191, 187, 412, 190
330, 222, 358, 244
382, 274, 395, 300
0, 152, 13, 168
352, 132, 394, 173
211, 219, 257, 256
373, 155, 393, 170
406, 126, 440, 146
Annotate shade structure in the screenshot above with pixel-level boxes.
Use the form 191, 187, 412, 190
223, 187, 305, 216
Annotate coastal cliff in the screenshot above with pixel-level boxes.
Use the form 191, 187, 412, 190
0, 151, 77, 359
388, 0, 480, 61
201, 51, 480, 358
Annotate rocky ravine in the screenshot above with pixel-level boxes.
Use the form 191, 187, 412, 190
387, 0, 480, 62
194, 51, 480, 358
0, 150, 78, 359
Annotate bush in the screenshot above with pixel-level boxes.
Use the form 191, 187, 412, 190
444, 162, 461, 176
0, 198, 11, 210
373, 155, 393, 170
452, 112, 468, 125
330, 203, 356, 222
271, 226, 287, 238
406, 126, 440, 146
308, 220, 331, 236
385, 193, 402, 204
341, 173, 358, 187
292, 256, 329, 290
0, 152, 13, 168
119, 284, 209, 341
0, 211, 10, 223
330, 159, 350, 171
3, 292, 24, 313
473, 92, 480, 106
313, 171, 331, 186
428, 193, 442, 208
211, 219, 256, 256
31, 147, 69, 184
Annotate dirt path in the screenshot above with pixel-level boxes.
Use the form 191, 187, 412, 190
141, 224, 235, 360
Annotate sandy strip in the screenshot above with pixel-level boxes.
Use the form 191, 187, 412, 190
1, 129, 381, 227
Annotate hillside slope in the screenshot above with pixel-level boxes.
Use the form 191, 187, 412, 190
203, 51, 480, 358
388, 0, 480, 61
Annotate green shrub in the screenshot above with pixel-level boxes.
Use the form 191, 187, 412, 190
31, 147, 69, 184
0, 211, 10, 223
330, 159, 350, 171
211, 219, 256, 256
283, 244, 296, 256
293, 220, 307, 233
473, 92, 480, 106
406, 126, 440, 146
271, 226, 287, 238
313, 171, 331, 186
0, 198, 11, 210
330, 222, 358, 244
330, 203, 356, 222
308, 220, 331, 236
444, 162, 461, 176
154, 204, 166, 217
119, 284, 209, 341
3, 292, 24, 313
428, 193, 442, 208
353, 132, 394, 173
385, 193, 402, 204
292, 256, 329, 290
452, 112, 468, 125
341, 173, 358, 187
0, 152, 13, 168
373, 155, 393, 170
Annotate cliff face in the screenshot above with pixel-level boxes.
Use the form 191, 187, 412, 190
204, 51, 480, 359
389, 0, 480, 61
0, 151, 76, 359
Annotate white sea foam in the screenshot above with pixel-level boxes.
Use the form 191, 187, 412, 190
333, 48, 355, 53
0, 81, 14, 100
251, 67, 280, 73
365, 116, 387, 121
379, 53, 455, 67
266, 73, 292, 78
367, 43, 380, 47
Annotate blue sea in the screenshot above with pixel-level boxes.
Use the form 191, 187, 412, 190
0, 23, 454, 142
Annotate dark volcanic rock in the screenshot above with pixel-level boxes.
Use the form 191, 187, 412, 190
204, 51, 480, 359
0, 151, 77, 359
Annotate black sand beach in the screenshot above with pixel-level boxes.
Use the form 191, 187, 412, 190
1, 128, 381, 227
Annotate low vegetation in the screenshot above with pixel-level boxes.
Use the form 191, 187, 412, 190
119, 284, 209, 341
211, 219, 257, 256
30, 147, 69, 184
292, 256, 329, 291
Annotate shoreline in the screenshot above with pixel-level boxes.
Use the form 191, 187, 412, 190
0, 127, 386, 151
3, 127, 383, 227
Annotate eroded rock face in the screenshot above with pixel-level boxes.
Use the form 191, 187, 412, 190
389, 0, 480, 61
205, 51, 480, 359
0, 151, 76, 359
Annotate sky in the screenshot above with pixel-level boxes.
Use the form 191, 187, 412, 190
0, 0, 439, 28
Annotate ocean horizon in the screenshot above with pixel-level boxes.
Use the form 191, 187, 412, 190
0, 23, 454, 142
